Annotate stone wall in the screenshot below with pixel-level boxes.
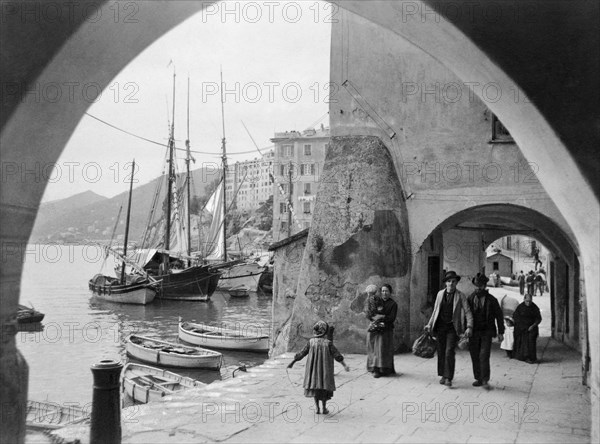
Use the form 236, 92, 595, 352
269, 232, 308, 356
285, 136, 412, 354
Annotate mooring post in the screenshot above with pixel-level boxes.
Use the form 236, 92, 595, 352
90, 359, 123, 444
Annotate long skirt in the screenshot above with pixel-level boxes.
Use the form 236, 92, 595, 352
513, 329, 538, 362
366, 329, 395, 375
304, 388, 333, 400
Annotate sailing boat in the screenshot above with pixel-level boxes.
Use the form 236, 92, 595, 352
197, 70, 267, 294
130, 73, 221, 301
88, 160, 160, 305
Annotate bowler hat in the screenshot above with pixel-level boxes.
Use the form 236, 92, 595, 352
471, 273, 488, 287
442, 271, 461, 282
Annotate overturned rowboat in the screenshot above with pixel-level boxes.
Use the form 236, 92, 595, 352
121, 363, 205, 404
125, 334, 222, 369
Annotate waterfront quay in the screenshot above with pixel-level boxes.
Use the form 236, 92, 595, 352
49, 336, 591, 443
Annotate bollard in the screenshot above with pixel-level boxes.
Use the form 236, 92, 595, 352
90, 359, 123, 444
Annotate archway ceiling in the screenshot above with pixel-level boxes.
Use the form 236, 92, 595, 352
438, 204, 578, 262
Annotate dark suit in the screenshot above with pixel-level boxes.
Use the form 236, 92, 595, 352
426, 289, 473, 381
467, 289, 505, 383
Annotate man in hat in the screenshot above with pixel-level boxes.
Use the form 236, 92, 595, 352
467, 273, 505, 389
425, 271, 473, 387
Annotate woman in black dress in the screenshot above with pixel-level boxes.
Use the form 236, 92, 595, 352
513, 293, 542, 363
366, 284, 398, 378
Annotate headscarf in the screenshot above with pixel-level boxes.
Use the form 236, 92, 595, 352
312, 320, 329, 338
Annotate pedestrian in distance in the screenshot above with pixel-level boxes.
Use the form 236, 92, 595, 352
534, 272, 545, 296
365, 284, 398, 378
424, 271, 473, 387
288, 320, 349, 414
467, 273, 505, 389
525, 271, 535, 296
518, 270, 525, 295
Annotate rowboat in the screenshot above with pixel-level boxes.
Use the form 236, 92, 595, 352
228, 285, 250, 298
125, 334, 222, 369
26, 400, 89, 430
17, 304, 45, 323
121, 363, 205, 404
89, 273, 158, 305
178, 320, 270, 352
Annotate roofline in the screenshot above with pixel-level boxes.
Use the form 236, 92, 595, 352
268, 228, 309, 251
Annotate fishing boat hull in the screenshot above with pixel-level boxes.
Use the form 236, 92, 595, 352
178, 321, 270, 352
155, 265, 221, 301
121, 363, 204, 404
89, 274, 157, 305
126, 334, 222, 369
216, 262, 266, 292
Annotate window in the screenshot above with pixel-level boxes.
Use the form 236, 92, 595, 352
282, 183, 293, 194
490, 114, 514, 143
280, 164, 285, 176
301, 163, 315, 176
280, 221, 288, 231
304, 183, 311, 194
493, 261, 499, 271
304, 144, 312, 156
303, 202, 311, 214
282, 144, 294, 157
279, 203, 287, 214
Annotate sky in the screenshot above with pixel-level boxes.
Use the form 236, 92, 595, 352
43, 0, 332, 202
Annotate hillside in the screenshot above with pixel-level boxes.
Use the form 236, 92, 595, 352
30, 167, 222, 243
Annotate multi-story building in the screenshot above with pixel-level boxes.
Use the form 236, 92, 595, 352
270, 125, 329, 240
225, 150, 274, 212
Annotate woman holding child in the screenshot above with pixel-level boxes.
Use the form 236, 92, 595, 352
365, 284, 398, 378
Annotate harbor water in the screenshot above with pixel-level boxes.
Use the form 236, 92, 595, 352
17, 244, 272, 408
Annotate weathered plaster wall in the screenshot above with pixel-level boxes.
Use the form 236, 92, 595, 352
286, 136, 411, 353
409, 228, 442, 339
270, 235, 307, 356
442, 229, 483, 295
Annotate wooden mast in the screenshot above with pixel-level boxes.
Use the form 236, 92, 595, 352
120, 159, 135, 284
220, 67, 227, 262
185, 76, 192, 265
164, 69, 176, 274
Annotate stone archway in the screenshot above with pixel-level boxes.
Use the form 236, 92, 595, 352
410, 203, 586, 381
1, 1, 598, 442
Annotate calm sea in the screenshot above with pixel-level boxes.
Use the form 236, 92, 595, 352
18, 244, 272, 407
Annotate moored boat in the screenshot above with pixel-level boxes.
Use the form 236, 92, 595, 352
89, 273, 158, 305
126, 334, 222, 369
88, 160, 160, 305
121, 363, 205, 404
216, 261, 266, 292
178, 320, 269, 352
228, 285, 250, 298
26, 400, 89, 431
17, 304, 45, 324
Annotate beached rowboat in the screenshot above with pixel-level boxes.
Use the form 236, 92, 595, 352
178, 320, 269, 352
125, 334, 222, 369
121, 363, 205, 404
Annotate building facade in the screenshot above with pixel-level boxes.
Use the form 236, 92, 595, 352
270, 126, 329, 241
225, 150, 274, 212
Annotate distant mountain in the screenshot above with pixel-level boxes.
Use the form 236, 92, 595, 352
30, 167, 222, 243
41, 190, 108, 213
